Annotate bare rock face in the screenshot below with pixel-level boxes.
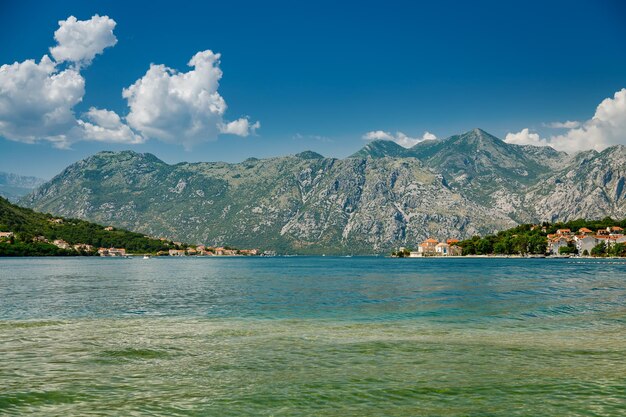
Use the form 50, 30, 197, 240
526, 146, 626, 221
21, 131, 626, 254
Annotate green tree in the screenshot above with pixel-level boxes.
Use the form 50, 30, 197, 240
591, 242, 607, 257
608, 243, 626, 257
494, 238, 512, 254
462, 241, 476, 255
512, 235, 529, 254
476, 239, 493, 255
528, 234, 547, 254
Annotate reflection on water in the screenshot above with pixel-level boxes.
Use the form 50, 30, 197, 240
1, 257, 625, 416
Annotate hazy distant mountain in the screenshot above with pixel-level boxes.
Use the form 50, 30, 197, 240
21, 129, 626, 254
0, 172, 45, 202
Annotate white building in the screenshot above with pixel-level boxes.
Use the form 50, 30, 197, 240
53, 239, 71, 250
98, 247, 127, 257
548, 237, 570, 255
435, 242, 450, 255
574, 235, 596, 254
0, 231, 14, 239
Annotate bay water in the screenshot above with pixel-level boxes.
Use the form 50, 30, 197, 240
1, 257, 625, 415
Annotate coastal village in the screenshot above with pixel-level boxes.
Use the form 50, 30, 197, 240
393, 224, 626, 258
0, 220, 262, 257
3, 215, 626, 258
546, 226, 626, 255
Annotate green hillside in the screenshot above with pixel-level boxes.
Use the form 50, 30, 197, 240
0, 196, 178, 256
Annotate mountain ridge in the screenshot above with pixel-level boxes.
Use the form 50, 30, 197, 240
21, 129, 626, 254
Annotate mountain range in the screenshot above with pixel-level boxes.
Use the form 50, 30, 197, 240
0, 172, 46, 203
21, 128, 626, 254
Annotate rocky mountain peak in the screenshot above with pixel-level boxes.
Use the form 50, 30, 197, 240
600, 144, 626, 160
350, 140, 410, 159
295, 150, 325, 160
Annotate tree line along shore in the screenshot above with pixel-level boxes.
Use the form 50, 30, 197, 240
0, 197, 259, 257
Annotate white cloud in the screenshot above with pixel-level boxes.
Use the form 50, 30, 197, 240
363, 130, 395, 141
362, 130, 437, 148
50, 15, 117, 67
219, 117, 260, 136
0, 55, 84, 146
505, 88, 626, 153
504, 128, 548, 147
123, 50, 259, 149
0, 15, 141, 148
1, 17, 258, 150
544, 120, 581, 129
77, 107, 144, 144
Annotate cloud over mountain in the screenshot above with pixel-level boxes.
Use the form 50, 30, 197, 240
78, 108, 143, 144
362, 130, 437, 148
506, 88, 626, 152
123, 50, 259, 149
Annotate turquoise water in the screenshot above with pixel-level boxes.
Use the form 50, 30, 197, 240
1, 257, 625, 415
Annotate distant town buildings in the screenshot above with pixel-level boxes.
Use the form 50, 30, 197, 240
98, 247, 127, 257
73, 244, 94, 252
1, 221, 260, 257
407, 238, 462, 257
548, 226, 625, 255
0, 231, 14, 239
53, 239, 71, 250
164, 246, 259, 257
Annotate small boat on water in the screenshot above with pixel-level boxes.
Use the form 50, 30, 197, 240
143, 255, 151, 259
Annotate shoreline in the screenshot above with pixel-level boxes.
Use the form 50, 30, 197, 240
2, 254, 626, 259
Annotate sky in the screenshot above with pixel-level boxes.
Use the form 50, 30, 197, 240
1, 0, 626, 178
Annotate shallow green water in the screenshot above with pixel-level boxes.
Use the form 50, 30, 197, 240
1, 257, 625, 415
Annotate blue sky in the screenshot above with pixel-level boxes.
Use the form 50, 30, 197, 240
1, 0, 626, 178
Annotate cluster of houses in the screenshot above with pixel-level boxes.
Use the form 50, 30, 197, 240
547, 226, 626, 255
2, 228, 260, 257
1, 233, 98, 253
400, 238, 463, 257
51, 240, 260, 257
164, 246, 260, 257
34, 236, 97, 253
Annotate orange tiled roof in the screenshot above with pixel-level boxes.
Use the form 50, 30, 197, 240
595, 235, 617, 240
